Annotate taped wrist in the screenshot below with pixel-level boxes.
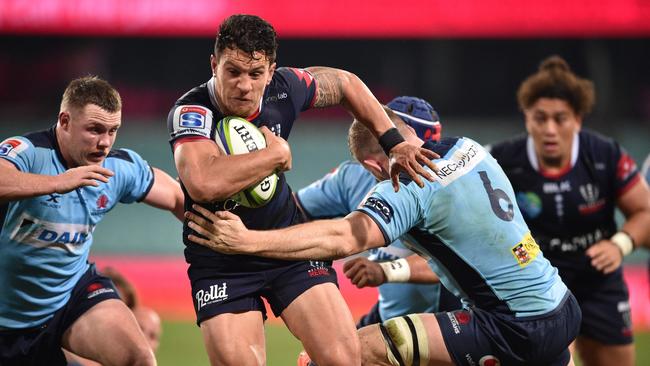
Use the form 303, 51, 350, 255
379, 128, 406, 156
611, 231, 635, 256
380, 258, 411, 283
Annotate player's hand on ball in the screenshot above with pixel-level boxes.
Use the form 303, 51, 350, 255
55, 165, 114, 193
260, 126, 292, 172
585, 239, 623, 274
343, 257, 386, 288
389, 142, 439, 191
185, 204, 251, 254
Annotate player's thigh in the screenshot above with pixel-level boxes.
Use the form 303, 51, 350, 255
281, 282, 359, 359
200, 311, 266, 366
62, 299, 154, 365
575, 336, 634, 366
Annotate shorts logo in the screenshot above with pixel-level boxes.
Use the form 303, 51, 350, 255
479, 355, 501, 366
196, 282, 228, 311
86, 283, 115, 299
446, 312, 462, 334
363, 197, 393, 224
308, 261, 330, 277
180, 107, 206, 128
511, 232, 540, 268
454, 311, 471, 325
0, 138, 27, 158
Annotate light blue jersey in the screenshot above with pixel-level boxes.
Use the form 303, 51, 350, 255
297, 161, 443, 320
358, 137, 568, 317
0, 128, 154, 328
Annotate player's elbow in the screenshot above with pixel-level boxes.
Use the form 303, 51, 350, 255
183, 180, 230, 203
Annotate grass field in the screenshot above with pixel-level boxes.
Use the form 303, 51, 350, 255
157, 320, 650, 366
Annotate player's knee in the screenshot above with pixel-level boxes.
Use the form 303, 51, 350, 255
309, 336, 361, 366
119, 345, 156, 366
210, 343, 265, 366
379, 314, 430, 366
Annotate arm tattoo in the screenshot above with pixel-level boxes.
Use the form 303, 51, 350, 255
308, 67, 344, 108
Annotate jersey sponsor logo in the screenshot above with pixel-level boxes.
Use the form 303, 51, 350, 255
363, 196, 393, 223
434, 140, 485, 187
578, 183, 605, 214
542, 180, 571, 194
9, 213, 94, 254
172, 105, 213, 139
290, 68, 314, 88
511, 232, 540, 267
196, 282, 228, 311
547, 228, 605, 252
0, 138, 28, 158
265, 92, 288, 103
515, 192, 542, 219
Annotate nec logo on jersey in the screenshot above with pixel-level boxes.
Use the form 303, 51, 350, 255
363, 197, 393, 224
179, 107, 206, 128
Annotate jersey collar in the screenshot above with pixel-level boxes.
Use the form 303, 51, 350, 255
526, 133, 579, 175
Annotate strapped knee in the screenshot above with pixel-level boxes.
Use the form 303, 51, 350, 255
379, 314, 429, 366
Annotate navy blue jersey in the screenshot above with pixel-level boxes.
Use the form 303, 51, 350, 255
167, 68, 317, 270
488, 130, 641, 268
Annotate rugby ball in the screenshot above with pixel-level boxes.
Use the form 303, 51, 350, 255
214, 116, 278, 208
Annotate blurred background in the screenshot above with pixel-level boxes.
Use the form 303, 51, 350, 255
1, 0, 649, 364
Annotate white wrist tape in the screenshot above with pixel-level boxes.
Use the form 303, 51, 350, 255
380, 258, 411, 283
611, 231, 634, 256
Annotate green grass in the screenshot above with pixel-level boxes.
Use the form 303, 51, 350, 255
157, 320, 650, 365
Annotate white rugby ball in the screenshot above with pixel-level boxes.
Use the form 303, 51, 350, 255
214, 116, 278, 208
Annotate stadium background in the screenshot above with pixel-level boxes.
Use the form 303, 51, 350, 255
1, 1, 649, 364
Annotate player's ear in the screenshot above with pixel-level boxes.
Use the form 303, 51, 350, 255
210, 54, 218, 76
362, 159, 385, 179
58, 111, 70, 130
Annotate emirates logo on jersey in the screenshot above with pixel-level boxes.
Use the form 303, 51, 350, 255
578, 184, 605, 215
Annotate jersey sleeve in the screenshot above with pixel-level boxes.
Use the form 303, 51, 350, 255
275, 67, 318, 113
355, 180, 425, 245
296, 162, 373, 219
113, 149, 155, 204
612, 143, 641, 197
0, 136, 36, 172
167, 104, 215, 148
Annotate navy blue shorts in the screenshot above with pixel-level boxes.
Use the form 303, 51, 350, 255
188, 260, 338, 325
436, 292, 581, 366
0, 263, 121, 366
552, 258, 633, 345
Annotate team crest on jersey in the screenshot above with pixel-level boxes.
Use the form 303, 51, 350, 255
363, 197, 393, 223
171, 105, 213, 139
616, 153, 637, 181
511, 232, 540, 267
0, 138, 28, 158
516, 192, 542, 219
578, 183, 605, 214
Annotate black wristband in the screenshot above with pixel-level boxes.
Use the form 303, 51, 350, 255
378, 128, 405, 155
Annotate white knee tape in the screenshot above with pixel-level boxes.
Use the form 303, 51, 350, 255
382, 314, 430, 366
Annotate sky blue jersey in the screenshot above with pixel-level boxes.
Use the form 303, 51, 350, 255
357, 137, 568, 318
296, 160, 442, 320
0, 128, 154, 328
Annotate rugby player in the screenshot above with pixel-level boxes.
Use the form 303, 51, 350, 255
186, 112, 581, 365
488, 55, 650, 366
295, 97, 460, 328
0, 76, 184, 366
167, 14, 438, 366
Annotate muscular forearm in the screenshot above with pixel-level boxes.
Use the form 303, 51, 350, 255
0, 163, 56, 203
621, 210, 650, 250
406, 255, 440, 284
178, 147, 281, 202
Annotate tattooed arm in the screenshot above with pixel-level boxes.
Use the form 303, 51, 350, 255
305, 66, 438, 190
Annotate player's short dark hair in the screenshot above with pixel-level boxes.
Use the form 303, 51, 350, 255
214, 14, 278, 64
348, 106, 409, 160
61, 76, 121, 113
517, 55, 595, 117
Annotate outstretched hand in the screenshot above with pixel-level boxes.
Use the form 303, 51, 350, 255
185, 204, 253, 254
388, 142, 439, 191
